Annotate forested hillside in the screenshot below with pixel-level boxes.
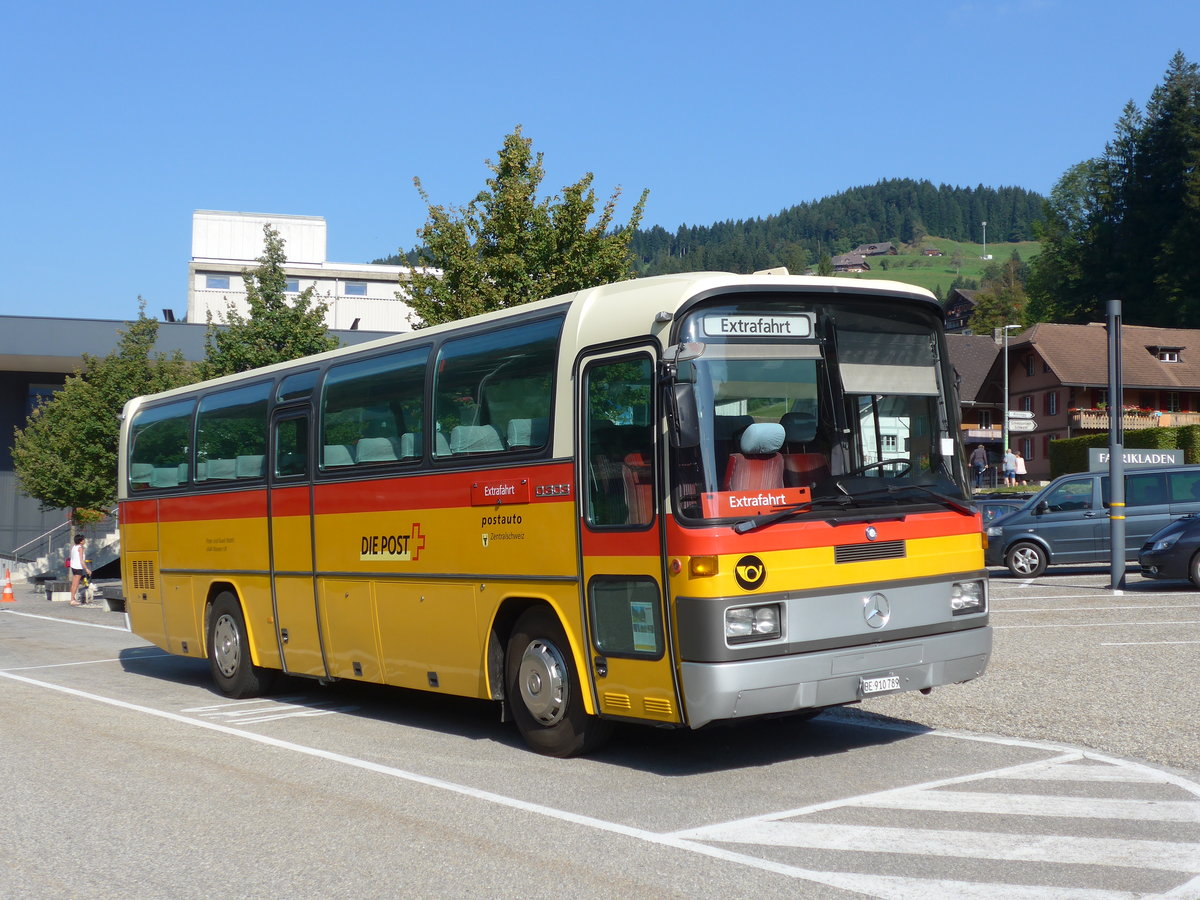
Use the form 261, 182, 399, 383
630, 179, 1044, 276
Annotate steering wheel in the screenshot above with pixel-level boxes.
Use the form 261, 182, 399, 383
841, 458, 912, 478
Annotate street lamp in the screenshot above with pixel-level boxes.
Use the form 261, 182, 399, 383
1001, 324, 1022, 471
982, 220, 988, 259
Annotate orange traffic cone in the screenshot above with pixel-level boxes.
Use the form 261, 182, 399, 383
2, 568, 15, 603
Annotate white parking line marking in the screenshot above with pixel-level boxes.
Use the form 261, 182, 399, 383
0, 609, 130, 631
1102, 640, 1200, 646
860, 789, 1200, 822
998, 762, 1171, 783
1000, 604, 1200, 613
694, 821, 1200, 871
996, 620, 1200, 629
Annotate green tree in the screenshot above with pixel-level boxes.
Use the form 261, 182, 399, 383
200, 224, 339, 378
817, 251, 834, 277
969, 252, 1029, 334
1029, 52, 1200, 325
404, 126, 649, 327
12, 305, 193, 516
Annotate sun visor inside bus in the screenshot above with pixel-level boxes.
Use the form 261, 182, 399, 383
836, 330, 939, 396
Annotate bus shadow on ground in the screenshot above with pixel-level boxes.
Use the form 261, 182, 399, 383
115, 648, 926, 774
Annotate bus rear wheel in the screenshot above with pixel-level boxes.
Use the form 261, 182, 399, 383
208, 592, 275, 698
506, 608, 611, 757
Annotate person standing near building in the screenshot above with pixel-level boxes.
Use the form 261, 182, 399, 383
68, 534, 91, 606
1014, 450, 1028, 486
1003, 448, 1018, 487
970, 444, 988, 489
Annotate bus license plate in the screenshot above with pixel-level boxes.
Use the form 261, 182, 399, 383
860, 675, 901, 695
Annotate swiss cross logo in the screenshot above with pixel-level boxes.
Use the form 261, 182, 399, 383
409, 523, 426, 561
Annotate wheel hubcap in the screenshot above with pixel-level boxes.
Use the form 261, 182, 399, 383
1013, 548, 1040, 575
518, 638, 568, 725
213, 613, 241, 678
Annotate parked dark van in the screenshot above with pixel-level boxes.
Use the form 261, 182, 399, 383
985, 464, 1200, 577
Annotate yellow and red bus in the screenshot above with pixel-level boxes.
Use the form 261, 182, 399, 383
119, 272, 990, 756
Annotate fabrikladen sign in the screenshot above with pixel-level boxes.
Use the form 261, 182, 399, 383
1088, 448, 1183, 470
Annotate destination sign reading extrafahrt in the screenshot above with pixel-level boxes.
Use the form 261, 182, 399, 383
703, 314, 813, 338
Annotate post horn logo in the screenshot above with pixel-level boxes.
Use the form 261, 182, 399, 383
734, 555, 767, 591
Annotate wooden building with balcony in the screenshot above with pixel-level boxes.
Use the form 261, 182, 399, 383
959, 323, 1200, 481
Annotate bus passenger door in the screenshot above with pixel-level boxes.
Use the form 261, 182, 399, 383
577, 350, 681, 724
268, 410, 328, 677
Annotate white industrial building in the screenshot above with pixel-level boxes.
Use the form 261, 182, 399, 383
187, 210, 417, 333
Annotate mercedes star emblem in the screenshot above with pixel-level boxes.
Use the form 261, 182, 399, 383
863, 592, 891, 628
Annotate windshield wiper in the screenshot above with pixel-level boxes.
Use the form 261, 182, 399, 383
733, 494, 854, 533
836, 482, 975, 515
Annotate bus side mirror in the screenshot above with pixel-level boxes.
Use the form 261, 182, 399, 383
670, 383, 701, 449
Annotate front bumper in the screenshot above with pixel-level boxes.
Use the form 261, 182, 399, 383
1137, 547, 1189, 580
679, 625, 992, 729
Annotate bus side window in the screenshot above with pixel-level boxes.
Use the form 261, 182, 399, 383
432, 318, 561, 459
128, 399, 194, 492
196, 382, 270, 481
321, 347, 428, 469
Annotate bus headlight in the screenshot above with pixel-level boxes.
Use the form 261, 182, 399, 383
950, 581, 986, 615
726, 604, 782, 643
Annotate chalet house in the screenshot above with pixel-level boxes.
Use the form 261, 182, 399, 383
851, 242, 897, 256
947, 334, 1003, 472
973, 323, 1200, 480
943, 288, 978, 333
922, 247, 944, 257
832, 253, 870, 272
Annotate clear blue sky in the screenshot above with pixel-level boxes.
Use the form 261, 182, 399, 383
4, 0, 1199, 322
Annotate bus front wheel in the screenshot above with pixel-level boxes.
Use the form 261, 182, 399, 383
208, 592, 275, 698
506, 608, 611, 757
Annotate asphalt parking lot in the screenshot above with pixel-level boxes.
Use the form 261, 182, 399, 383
864, 563, 1200, 776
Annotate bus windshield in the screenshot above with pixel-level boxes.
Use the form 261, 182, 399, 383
670, 297, 968, 522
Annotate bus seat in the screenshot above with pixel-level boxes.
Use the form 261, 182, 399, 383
206, 458, 237, 480
150, 467, 179, 488
398, 433, 421, 459
236, 455, 265, 478
177, 462, 189, 483
622, 452, 654, 524
506, 417, 548, 449
436, 431, 450, 456
194, 460, 208, 481
780, 411, 818, 444
784, 453, 830, 487
323, 444, 355, 468
356, 437, 398, 462
450, 424, 504, 454
130, 463, 153, 488
723, 423, 785, 491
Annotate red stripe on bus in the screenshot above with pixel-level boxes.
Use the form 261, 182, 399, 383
315, 462, 576, 515
157, 491, 268, 522
271, 486, 312, 518
120, 462, 577, 524
580, 527, 661, 556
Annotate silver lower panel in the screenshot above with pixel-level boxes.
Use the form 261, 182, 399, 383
679, 626, 992, 729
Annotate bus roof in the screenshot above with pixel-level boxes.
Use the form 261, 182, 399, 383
122, 271, 940, 415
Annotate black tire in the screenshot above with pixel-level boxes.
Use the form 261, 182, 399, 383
506, 607, 612, 757
1006, 541, 1048, 578
208, 591, 275, 698
1189, 552, 1200, 589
